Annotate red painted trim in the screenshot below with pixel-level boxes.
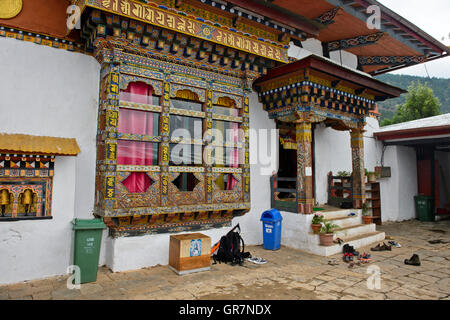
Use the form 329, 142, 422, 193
374, 125, 450, 141
223, 0, 319, 36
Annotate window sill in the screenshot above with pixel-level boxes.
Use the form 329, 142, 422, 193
0, 216, 53, 222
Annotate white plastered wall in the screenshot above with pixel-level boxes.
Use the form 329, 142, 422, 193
313, 117, 382, 206
0, 37, 100, 284
377, 145, 418, 222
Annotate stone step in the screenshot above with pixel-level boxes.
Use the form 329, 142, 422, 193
321, 209, 361, 220
315, 231, 386, 256
308, 223, 377, 244
324, 215, 362, 228
334, 223, 376, 239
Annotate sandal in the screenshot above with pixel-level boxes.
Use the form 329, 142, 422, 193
371, 243, 383, 251
328, 259, 339, 266
388, 240, 401, 248
248, 257, 267, 265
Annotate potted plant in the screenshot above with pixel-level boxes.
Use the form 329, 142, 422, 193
311, 213, 324, 234
319, 221, 339, 246
361, 201, 373, 224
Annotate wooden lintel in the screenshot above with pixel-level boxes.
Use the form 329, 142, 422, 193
325, 32, 385, 51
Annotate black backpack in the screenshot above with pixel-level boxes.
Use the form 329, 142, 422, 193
212, 226, 250, 266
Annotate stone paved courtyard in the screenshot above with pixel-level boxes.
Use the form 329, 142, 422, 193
1, 219, 449, 300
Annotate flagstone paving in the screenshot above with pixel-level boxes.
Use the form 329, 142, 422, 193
1, 219, 449, 300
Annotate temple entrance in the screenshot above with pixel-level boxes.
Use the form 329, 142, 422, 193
255, 55, 405, 214
275, 121, 297, 208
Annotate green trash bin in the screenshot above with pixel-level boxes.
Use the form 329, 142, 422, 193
414, 195, 435, 222
72, 218, 106, 284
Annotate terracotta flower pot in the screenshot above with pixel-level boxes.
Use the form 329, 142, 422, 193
362, 216, 373, 224
311, 224, 322, 234
319, 233, 334, 246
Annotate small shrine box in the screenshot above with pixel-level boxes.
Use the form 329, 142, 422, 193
169, 233, 211, 275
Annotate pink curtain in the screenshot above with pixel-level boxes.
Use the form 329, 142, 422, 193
117, 82, 154, 193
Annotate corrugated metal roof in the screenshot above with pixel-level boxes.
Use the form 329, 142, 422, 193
377, 113, 450, 132
0, 133, 80, 156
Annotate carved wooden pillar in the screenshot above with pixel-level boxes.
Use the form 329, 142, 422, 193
350, 129, 365, 209
296, 121, 314, 214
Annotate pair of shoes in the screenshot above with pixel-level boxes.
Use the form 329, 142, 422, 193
388, 240, 401, 248
404, 254, 420, 266
359, 252, 372, 263
371, 242, 392, 251
334, 237, 344, 245
343, 252, 354, 262
247, 257, 267, 265
348, 212, 357, 216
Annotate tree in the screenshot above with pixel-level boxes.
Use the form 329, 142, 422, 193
380, 81, 441, 126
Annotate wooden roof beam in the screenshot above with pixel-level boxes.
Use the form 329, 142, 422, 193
358, 55, 427, 66
315, 7, 341, 26
324, 32, 385, 52
221, 0, 320, 36
325, 0, 439, 55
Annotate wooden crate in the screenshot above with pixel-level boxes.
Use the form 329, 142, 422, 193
169, 233, 211, 275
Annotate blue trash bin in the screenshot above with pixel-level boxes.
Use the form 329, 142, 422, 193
260, 209, 283, 250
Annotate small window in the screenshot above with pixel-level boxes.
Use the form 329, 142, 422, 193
211, 147, 242, 168
170, 98, 203, 112
121, 172, 154, 193
215, 173, 239, 191
212, 96, 239, 117
173, 173, 200, 192
120, 82, 160, 105
117, 140, 159, 166
170, 115, 203, 140
118, 108, 159, 137
169, 143, 202, 166
212, 120, 242, 144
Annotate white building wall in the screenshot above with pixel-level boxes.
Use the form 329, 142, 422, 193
376, 145, 418, 222
0, 37, 100, 284
396, 146, 418, 220
313, 117, 382, 205
329, 50, 358, 70
313, 123, 352, 205
0, 37, 100, 220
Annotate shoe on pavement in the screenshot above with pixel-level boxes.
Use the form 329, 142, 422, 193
371, 243, 383, 251
404, 254, 421, 266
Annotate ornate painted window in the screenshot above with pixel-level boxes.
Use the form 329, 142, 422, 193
0, 134, 80, 221
94, 45, 252, 236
